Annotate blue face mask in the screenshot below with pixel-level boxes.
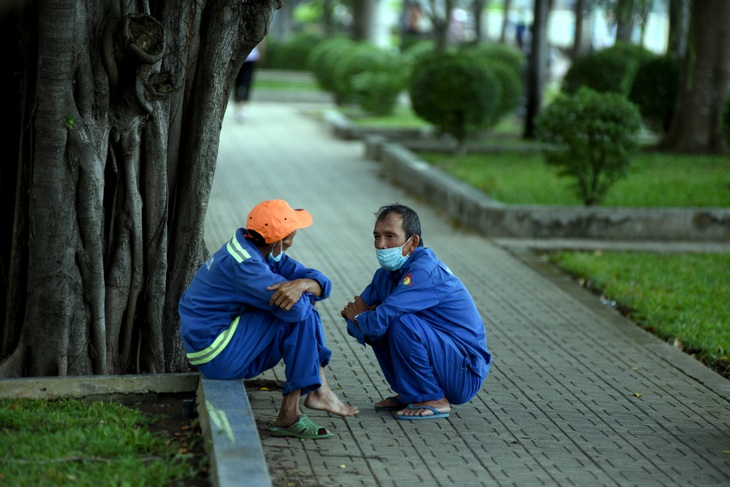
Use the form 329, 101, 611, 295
268, 241, 284, 265
375, 236, 412, 271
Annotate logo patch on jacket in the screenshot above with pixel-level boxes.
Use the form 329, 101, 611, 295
402, 273, 413, 286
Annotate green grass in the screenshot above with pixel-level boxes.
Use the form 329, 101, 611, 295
340, 105, 431, 129
339, 105, 729, 207
253, 78, 321, 91
0, 398, 197, 485
418, 150, 730, 207
548, 251, 730, 377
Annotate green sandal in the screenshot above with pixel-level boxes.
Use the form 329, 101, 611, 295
269, 415, 333, 440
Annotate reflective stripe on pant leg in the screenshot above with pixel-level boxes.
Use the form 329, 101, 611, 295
186, 316, 240, 366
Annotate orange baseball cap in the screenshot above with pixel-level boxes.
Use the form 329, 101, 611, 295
246, 199, 313, 244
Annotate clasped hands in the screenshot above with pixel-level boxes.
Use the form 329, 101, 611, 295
340, 296, 374, 322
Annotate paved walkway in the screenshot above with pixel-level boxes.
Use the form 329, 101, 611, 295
205, 101, 730, 487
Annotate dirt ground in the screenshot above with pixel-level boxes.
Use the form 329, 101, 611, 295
116, 392, 210, 486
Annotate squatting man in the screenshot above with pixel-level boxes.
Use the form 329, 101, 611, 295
178, 199, 358, 440
341, 204, 491, 419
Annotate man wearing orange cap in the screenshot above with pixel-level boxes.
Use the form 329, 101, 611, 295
179, 199, 358, 439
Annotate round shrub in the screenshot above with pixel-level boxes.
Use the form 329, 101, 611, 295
629, 53, 680, 134
462, 46, 523, 122
562, 41, 653, 96
262, 32, 324, 71
332, 43, 401, 105
535, 87, 643, 206
352, 70, 404, 116
307, 37, 355, 100
489, 61, 522, 120
401, 40, 436, 77
462, 42, 525, 79
408, 51, 501, 145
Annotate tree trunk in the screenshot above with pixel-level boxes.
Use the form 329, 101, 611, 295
667, 0, 689, 57
660, 0, 730, 154
0, 0, 280, 377
471, 0, 489, 44
571, 0, 586, 60
523, 0, 550, 139
351, 0, 376, 42
424, 0, 454, 52
615, 0, 635, 43
499, 0, 512, 44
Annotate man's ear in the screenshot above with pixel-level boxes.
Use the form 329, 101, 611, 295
408, 234, 420, 253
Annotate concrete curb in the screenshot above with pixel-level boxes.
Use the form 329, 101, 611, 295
364, 134, 730, 242
322, 109, 730, 242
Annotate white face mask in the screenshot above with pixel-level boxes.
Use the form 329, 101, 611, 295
267, 240, 284, 265
375, 236, 412, 271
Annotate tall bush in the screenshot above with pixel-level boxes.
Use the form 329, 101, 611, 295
562, 42, 653, 96
629, 54, 680, 134
462, 44, 523, 122
262, 32, 324, 71
463, 42, 525, 79
535, 87, 643, 206
408, 51, 501, 148
333, 43, 403, 110
307, 37, 355, 102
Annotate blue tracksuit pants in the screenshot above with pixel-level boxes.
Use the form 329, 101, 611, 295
196, 308, 332, 396
371, 314, 484, 404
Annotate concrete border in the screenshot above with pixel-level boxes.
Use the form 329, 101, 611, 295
361, 134, 730, 242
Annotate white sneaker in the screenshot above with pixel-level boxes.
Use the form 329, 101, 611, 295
234, 110, 246, 123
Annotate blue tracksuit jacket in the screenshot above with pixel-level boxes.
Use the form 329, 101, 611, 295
347, 246, 490, 380
178, 229, 332, 385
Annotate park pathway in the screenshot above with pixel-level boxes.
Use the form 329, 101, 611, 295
203, 100, 730, 487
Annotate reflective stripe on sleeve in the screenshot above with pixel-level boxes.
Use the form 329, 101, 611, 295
186, 316, 240, 366
226, 235, 251, 263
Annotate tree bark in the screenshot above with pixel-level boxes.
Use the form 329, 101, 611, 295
499, 0, 512, 44
661, 0, 730, 154
351, 0, 376, 42
427, 0, 454, 52
0, 0, 280, 377
571, 0, 585, 60
471, 0, 489, 44
614, 0, 635, 43
667, 0, 689, 58
523, 0, 550, 139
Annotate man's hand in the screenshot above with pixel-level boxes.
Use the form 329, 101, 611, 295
267, 279, 321, 311
341, 295, 375, 322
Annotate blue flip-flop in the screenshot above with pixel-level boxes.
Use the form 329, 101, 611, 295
374, 396, 407, 412
395, 404, 450, 420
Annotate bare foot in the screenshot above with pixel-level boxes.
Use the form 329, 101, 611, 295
305, 387, 359, 417
396, 398, 450, 417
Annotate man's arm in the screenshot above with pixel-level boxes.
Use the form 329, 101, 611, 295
267, 278, 322, 311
